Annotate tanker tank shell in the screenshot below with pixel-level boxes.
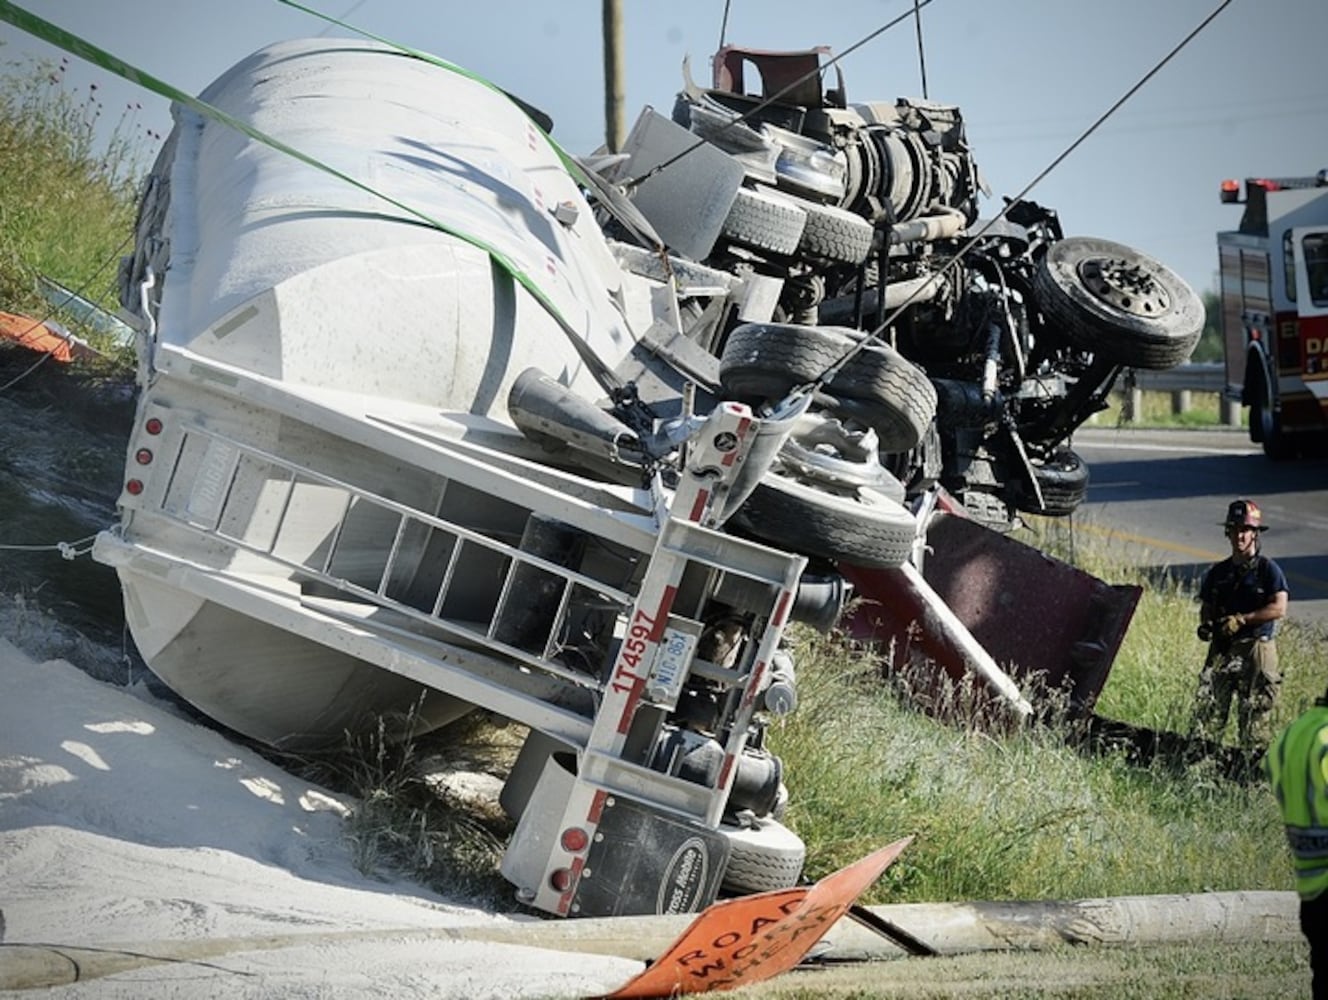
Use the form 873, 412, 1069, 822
97, 39, 659, 748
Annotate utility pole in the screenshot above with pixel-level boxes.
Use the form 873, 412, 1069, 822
603, 0, 625, 151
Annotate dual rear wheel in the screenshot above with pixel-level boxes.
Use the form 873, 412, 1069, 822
719, 322, 932, 567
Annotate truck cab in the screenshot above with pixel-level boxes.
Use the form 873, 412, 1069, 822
1218, 170, 1328, 457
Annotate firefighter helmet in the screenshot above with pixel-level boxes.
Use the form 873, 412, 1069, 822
1222, 498, 1268, 532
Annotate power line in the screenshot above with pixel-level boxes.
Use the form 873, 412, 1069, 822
975, 91, 1328, 131
318, 0, 368, 37
974, 104, 1328, 145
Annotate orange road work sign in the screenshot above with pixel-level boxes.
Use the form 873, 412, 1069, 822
0, 310, 96, 363
605, 836, 913, 998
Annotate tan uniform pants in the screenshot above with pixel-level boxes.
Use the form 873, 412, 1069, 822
1191, 636, 1281, 747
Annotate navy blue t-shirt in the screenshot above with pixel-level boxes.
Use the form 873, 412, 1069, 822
1198, 554, 1289, 639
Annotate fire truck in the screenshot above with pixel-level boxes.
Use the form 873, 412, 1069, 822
1218, 169, 1328, 457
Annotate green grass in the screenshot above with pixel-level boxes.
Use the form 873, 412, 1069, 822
768, 628, 1292, 907
0, 53, 147, 361
1085, 387, 1245, 430
755, 520, 1320, 909
725, 939, 1307, 999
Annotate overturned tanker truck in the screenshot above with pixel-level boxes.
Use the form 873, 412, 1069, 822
92, 38, 1201, 919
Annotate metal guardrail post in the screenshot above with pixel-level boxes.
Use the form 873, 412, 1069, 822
1221, 396, 1242, 426
1119, 364, 1242, 427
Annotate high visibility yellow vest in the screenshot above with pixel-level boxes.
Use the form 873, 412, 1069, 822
1266, 704, 1328, 900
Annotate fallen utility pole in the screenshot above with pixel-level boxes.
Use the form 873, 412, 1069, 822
0, 891, 1299, 991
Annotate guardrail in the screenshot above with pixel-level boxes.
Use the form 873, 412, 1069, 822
1117, 362, 1242, 426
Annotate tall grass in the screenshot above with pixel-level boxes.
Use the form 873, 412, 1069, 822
757, 513, 1321, 906
277, 705, 518, 908
768, 625, 1291, 906
0, 53, 152, 355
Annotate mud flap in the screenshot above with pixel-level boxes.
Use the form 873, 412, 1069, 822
502, 752, 732, 919
576, 796, 731, 918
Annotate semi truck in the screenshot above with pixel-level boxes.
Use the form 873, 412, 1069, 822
1217, 169, 1328, 457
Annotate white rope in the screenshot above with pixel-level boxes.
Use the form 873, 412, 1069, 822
0, 534, 99, 560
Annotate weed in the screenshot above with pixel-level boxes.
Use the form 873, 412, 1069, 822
281, 703, 519, 910
0, 54, 149, 360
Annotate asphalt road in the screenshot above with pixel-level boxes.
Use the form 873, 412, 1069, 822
1071, 426, 1328, 632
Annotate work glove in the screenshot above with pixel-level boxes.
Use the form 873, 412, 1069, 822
1219, 614, 1246, 638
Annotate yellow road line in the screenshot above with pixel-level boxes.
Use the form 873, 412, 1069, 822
1073, 520, 1222, 562
1073, 521, 1328, 597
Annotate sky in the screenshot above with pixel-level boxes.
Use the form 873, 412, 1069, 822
1, 0, 1326, 298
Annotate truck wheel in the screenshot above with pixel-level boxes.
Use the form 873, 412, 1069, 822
730, 473, 916, 568
720, 818, 806, 895
796, 202, 875, 265
1251, 367, 1296, 460
719, 186, 807, 257
1010, 449, 1089, 517
719, 323, 937, 452
1033, 237, 1204, 370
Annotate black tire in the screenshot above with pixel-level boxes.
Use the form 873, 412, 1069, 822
720, 818, 806, 895
719, 323, 938, 452
796, 202, 875, 265
1010, 449, 1089, 517
730, 473, 916, 568
719, 186, 807, 256
1250, 362, 1296, 460
1033, 236, 1204, 370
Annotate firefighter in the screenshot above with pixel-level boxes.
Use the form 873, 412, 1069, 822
1266, 687, 1328, 1000
1192, 499, 1289, 747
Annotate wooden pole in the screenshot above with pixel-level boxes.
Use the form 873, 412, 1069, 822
602, 0, 625, 152
0, 891, 1299, 989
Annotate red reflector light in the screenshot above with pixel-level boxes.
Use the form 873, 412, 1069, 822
1219, 179, 1239, 203
549, 867, 572, 892
560, 827, 589, 853
126, 479, 144, 495
135, 448, 153, 465
145, 417, 163, 435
